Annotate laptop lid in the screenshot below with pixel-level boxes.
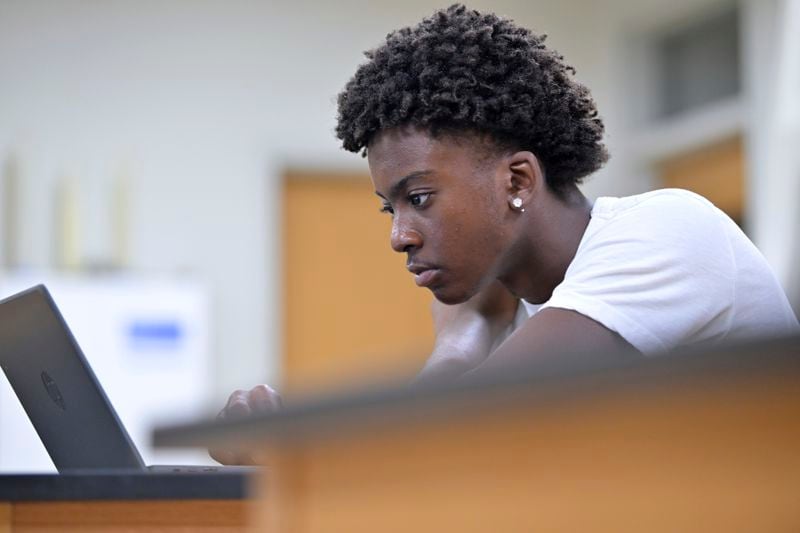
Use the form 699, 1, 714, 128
0, 285, 145, 472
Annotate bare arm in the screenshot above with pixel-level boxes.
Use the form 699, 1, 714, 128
413, 282, 519, 385
463, 307, 639, 379
416, 291, 638, 385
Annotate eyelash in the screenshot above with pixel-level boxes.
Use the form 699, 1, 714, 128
380, 192, 432, 215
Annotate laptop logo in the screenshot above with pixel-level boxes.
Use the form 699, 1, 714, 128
41, 371, 66, 411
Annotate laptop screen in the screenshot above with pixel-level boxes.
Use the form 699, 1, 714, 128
0, 285, 145, 472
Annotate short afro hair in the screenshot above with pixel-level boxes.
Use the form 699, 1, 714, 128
336, 4, 609, 192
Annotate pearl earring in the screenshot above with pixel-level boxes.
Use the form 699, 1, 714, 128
511, 197, 525, 212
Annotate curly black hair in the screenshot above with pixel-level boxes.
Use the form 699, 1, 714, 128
336, 4, 608, 192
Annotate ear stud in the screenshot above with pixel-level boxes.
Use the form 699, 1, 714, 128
511, 197, 525, 212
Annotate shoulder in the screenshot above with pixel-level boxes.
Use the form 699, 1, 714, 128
592, 188, 727, 231
582, 188, 734, 265
544, 189, 739, 354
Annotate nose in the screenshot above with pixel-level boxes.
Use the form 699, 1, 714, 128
390, 216, 423, 253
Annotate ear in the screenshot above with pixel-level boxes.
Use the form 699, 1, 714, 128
504, 151, 545, 209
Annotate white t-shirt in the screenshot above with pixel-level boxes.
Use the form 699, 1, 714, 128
516, 188, 799, 355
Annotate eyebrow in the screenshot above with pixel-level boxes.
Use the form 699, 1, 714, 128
376, 170, 432, 201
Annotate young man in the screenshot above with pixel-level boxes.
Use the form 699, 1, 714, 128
211, 5, 798, 463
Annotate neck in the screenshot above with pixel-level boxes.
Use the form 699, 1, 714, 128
499, 187, 592, 304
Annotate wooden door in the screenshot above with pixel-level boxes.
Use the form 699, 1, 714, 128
281, 172, 434, 394
657, 135, 745, 225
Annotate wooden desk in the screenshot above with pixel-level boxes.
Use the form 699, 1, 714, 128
0, 471, 251, 532
155, 336, 800, 533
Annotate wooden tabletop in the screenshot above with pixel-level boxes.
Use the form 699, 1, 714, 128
153, 334, 800, 448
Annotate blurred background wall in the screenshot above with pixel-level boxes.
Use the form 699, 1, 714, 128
0, 0, 798, 467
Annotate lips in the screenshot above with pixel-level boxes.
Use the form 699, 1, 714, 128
407, 262, 441, 288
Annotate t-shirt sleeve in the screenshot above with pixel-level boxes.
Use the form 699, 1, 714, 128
540, 193, 737, 354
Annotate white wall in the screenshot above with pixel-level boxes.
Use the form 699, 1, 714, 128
1, 0, 792, 408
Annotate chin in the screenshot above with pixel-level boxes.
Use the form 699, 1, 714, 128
429, 285, 473, 306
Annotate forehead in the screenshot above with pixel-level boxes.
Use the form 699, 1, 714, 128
367, 128, 493, 188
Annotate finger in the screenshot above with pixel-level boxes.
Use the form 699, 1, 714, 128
224, 389, 251, 418
224, 389, 247, 409
210, 447, 258, 466
209, 447, 236, 465
237, 451, 259, 466
248, 384, 282, 412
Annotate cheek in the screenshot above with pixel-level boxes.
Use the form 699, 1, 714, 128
442, 206, 506, 264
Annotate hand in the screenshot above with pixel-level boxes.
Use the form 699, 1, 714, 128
208, 384, 283, 465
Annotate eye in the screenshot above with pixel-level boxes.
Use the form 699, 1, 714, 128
408, 192, 431, 208
379, 203, 394, 215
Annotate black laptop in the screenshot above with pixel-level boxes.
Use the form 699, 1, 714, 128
0, 284, 247, 473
